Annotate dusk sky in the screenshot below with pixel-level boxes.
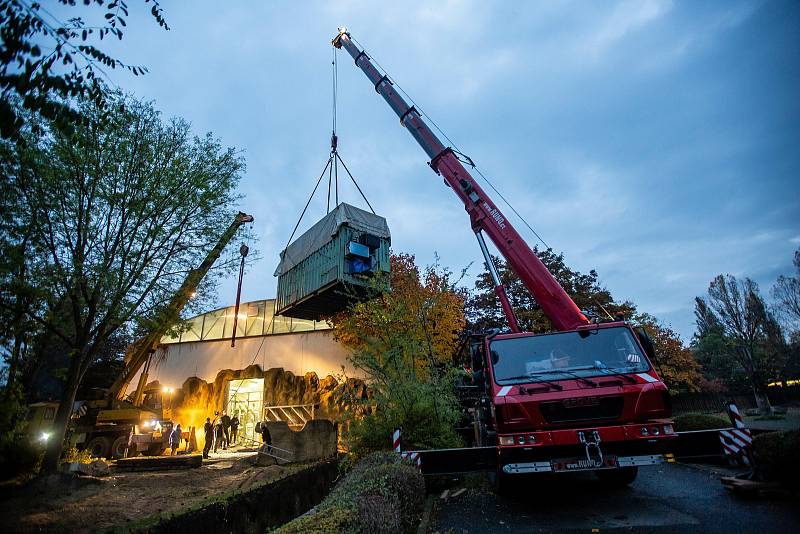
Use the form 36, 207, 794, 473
61, 0, 800, 340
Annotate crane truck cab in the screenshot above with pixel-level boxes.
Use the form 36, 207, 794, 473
470, 321, 674, 484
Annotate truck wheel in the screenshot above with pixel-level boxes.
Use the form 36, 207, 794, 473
85, 436, 111, 459
596, 466, 638, 487
490, 469, 512, 496
111, 436, 129, 459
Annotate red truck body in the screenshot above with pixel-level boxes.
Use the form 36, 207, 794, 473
333, 29, 675, 481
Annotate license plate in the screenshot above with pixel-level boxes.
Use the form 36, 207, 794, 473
552, 455, 617, 472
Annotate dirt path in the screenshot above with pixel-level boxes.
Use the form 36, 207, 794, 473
0, 453, 295, 533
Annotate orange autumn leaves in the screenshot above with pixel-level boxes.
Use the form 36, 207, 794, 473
329, 253, 466, 374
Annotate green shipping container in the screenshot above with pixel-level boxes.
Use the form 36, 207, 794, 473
274, 203, 391, 320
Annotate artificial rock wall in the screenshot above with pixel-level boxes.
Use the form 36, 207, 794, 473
148, 365, 367, 447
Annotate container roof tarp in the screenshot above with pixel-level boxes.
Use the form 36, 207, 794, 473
275, 203, 391, 276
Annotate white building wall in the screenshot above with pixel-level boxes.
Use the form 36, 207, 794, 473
124, 330, 354, 395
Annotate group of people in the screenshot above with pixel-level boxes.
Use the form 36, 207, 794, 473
201, 411, 241, 459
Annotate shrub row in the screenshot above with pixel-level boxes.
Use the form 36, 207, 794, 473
672, 413, 730, 432
752, 430, 800, 488
276, 452, 425, 534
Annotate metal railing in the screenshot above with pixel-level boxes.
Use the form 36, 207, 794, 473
263, 403, 317, 428
239, 435, 294, 463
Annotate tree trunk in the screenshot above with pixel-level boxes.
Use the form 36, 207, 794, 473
42, 353, 84, 473
751, 372, 773, 416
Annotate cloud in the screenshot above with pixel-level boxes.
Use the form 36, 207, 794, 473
583, 0, 674, 61
49, 1, 799, 342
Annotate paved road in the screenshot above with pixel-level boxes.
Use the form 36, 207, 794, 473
432, 463, 799, 533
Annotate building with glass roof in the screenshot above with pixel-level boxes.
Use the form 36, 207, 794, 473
160, 299, 331, 345
126, 299, 351, 398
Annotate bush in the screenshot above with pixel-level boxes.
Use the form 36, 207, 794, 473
276, 452, 425, 534
62, 446, 93, 464
0, 434, 42, 481
275, 506, 354, 534
673, 413, 730, 431
346, 390, 463, 457
0, 387, 42, 480
752, 430, 800, 487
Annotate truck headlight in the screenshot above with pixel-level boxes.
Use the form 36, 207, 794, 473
663, 424, 674, 435
499, 436, 514, 446
640, 426, 649, 436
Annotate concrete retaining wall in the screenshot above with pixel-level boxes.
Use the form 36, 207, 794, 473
266, 420, 338, 464
131, 460, 338, 533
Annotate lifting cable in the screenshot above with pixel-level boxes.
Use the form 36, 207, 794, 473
350, 35, 550, 250
284, 45, 376, 251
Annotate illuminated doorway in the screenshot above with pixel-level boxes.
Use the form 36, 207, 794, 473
226, 378, 263, 445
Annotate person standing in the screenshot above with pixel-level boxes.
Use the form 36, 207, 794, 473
213, 416, 224, 453
169, 423, 182, 456
221, 411, 231, 450
202, 417, 213, 459
230, 412, 240, 445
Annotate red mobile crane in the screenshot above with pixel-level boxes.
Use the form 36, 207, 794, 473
333, 29, 675, 485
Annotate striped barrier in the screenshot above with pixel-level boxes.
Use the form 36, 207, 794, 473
393, 428, 401, 453
401, 451, 422, 467
719, 401, 754, 466
392, 428, 422, 469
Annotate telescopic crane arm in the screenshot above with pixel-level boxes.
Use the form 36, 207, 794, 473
333, 30, 588, 332
110, 211, 255, 403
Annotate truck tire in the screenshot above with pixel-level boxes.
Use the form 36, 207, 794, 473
111, 435, 129, 459
490, 469, 512, 496
85, 436, 111, 459
595, 466, 638, 487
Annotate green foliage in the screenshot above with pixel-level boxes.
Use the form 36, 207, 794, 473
672, 413, 730, 432
0, 385, 41, 480
467, 251, 636, 333
276, 452, 425, 534
752, 430, 800, 487
275, 507, 354, 534
636, 313, 703, 392
61, 446, 93, 464
2, 91, 246, 471
0, 0, 169, 141
330, 255, 465, 456
694, 275, 787, 412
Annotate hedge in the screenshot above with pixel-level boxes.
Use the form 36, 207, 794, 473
752, 430, 800, 488
275, 451, 425, 534
672, 413, 730, 432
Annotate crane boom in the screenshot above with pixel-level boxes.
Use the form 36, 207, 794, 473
110, 211, 255, 402
333, 30, 588, 331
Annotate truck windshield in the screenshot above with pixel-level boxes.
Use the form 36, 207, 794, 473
490, 326, 649, 385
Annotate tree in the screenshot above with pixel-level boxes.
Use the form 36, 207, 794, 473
328, 253, 466, 453
692, 297, 748, 390
0, 0, 168, 141
635, 313, 703, 393
466, 250, 636, 333
1, 92, 244, 471
773, 248, 800, 333
697, 275, 780, 414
